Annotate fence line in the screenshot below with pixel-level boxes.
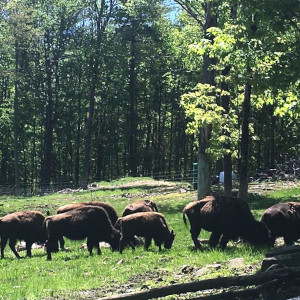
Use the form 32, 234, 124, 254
1, 160, 299, 197
0, 169, 198, 197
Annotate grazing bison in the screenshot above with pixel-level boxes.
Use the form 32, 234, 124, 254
122, 200, 158, 217
183, 196, 271, 249
45, 206, 120, 260
57, 201, 119, 250
115, 212, 175, 253
57, 201, 118, 225
0, 211, 46, 259
261, 202, 300, 246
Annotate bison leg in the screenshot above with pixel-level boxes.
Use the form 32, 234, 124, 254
1, 236, 8, 259
119, 235, 134, 253
144, 237, 152, 250
87, 238, 94, 255
209, 232, 221, 248
269, 235, 276, 247
219, 235, 229, 249
93, 240, 101, 255
8, 238, 21, 259
119, 236, 126, 254
46, 238, 57, 260
87, 238, 100, 255
284, 235, 294, 246
154, 239, 163, 252
191, 228, 201, 250
59, 237, 65, 250
25, 240, 33, 257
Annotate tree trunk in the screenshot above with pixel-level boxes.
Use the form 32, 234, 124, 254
223, 154, 232, 196
168, 95, 175, 175
221, 66, 232, 196
40, 30, 54, 192
143, 111, 152, 176
81, 0, 105, 188
197, 2, 217, 199
81, 78, 96, 188
75, 69, 82, 186
13, 40, 20, 195
270, 105, 276, 167
128, 19, 138, 177
198, 126, 211, 199
238, 82, 251, 200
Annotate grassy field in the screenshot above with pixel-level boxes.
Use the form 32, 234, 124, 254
0, 178, 299, 300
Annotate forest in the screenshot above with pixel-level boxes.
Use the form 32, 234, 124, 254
0, 0, 299, 197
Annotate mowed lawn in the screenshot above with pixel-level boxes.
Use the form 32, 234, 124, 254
0, 178, 299, 300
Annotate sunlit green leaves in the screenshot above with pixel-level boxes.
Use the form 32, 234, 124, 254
180, 82, 239, 162
274, 81, 300, 118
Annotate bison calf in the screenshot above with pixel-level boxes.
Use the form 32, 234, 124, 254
115, 212, 175, 253
183, 196, 271, 249
45, 206, 120, 260
261, 202, 300, 246
0, 211, 46, 259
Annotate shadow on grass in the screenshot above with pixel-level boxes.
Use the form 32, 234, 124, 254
158, 202, 187, 215
248, 193, 291, 210
185, 242, 272, 255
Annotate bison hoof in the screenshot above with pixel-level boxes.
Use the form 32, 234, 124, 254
191, 245, 201, 251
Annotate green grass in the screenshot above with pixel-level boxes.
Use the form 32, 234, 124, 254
0, 178, 299, 299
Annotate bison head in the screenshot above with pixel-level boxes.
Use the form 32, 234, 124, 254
109, 229, 121, 251
245, 220, 272, 246
164, 230, 176, 249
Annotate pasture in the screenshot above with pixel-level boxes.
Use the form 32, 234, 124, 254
0, 178, 299, 300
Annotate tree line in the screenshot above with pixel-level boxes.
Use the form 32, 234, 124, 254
0, 0, 299, 197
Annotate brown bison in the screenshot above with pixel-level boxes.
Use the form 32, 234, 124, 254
0, 211, 46, 259
183, 196, 271, 249
261, 202, 300, 246
122, 200, 158, 217
57, 201, 118, 225
56, 201, 119, 250
45, 206, 120, 260
115, 212, 175, 253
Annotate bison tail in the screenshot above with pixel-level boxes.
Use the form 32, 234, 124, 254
182, 209, 189, 228
43, 217, 51, 235
114, 218, 122, 231
153, 202, 159, 212
160, 216, 170, 231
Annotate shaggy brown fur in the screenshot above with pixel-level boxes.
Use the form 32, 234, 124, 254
183, 195, 271, 249
45, 206, 120, 260
56, 201, 119, 250
261, 202, 300, 246
57, 201, 118, 225
0, 211, 46, 259
115, 212, 175, 253
122, 200, 158, 217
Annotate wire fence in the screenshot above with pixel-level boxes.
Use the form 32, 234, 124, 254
1, 157, 299, 197
0, 169, 198, 197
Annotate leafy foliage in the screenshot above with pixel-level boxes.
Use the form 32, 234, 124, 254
0, 0, 299, 189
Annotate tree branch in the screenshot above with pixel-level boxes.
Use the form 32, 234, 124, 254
172, 0, 204, 28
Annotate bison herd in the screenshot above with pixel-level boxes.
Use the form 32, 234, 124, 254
0, 196, 299, 260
